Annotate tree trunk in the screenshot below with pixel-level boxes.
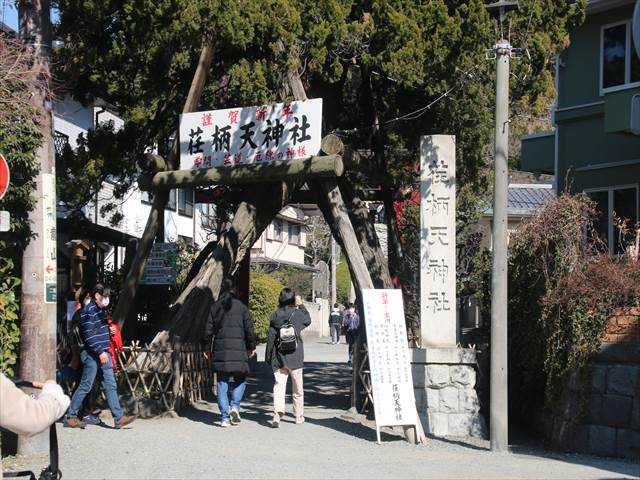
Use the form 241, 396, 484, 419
18, 0, 57, 455
153, 181, 294, 345
383, 188, 403, 284
339, 180, 393, 289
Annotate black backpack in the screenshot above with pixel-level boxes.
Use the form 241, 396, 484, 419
277, 311, 297, 354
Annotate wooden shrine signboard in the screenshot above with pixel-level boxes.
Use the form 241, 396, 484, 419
362, 289, 421, 443
179, 99, 322, 170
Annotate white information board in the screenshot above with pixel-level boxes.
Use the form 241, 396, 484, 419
362, 289, 420, 443
0, 210, 9, 232
179, 99, 322, 170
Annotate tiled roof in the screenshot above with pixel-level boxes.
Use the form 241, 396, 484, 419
508, 185, 555, 212
485, 184, 555, 217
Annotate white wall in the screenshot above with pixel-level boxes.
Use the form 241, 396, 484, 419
253, 206, 307, 266
301, 298, 330, 338
53, 98, 94, 148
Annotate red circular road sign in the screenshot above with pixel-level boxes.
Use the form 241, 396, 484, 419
0, 154, 9, 200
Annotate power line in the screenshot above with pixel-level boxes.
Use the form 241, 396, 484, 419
331, 64, 481, 136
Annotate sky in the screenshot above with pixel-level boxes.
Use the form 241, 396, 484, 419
1, 1, 18, 30
1, 2, 59, 31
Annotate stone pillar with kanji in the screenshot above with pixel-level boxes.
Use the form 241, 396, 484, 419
411, 135, 487, 439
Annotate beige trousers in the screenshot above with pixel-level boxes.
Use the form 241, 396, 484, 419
273, 366, 304, 421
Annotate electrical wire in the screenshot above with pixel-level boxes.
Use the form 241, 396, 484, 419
331, 64, 481, 136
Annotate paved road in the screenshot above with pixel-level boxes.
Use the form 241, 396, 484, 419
5, 339, 639, 479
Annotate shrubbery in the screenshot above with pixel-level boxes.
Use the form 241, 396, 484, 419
0, 252, 21, 376
249, 271, 283, 343
0, 37, 42, 375
508, 193, 640, 424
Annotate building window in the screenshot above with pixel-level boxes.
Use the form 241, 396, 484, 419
273, 220, 284, 241
601, 21, 640, 92
53, 131, 70, 157
199, 202, 217, 232
178, 234, 193, 246
178, 188, 194, 217
141, 190, 153, 205
587, 185, 639, 254
141, 189, 177, 211
167, 189, 177, 211
288, 223, 301, 245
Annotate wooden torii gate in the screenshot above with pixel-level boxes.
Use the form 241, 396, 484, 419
112, 41, 424, 444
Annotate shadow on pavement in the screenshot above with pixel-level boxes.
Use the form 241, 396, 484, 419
180, 355, 362, 435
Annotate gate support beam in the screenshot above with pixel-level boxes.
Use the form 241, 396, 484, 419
138, 154, 344, 191
113, 41, 215, 327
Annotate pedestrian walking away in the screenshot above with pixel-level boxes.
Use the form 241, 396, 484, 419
204, 278, 256, 427
329, 303, 342, 344
65, 284, 135, 430
343, 304, 360, 365
265, 287, 312, 428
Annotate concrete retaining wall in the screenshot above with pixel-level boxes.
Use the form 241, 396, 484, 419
539, 308, 640, 459
412, 347, 487, 438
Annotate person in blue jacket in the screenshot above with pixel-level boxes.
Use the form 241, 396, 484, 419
64, 284, 134, 429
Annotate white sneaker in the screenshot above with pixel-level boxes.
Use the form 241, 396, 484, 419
220, 419, 231, 428
230, 408, 241, 425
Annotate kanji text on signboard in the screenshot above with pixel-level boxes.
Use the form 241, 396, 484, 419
179, 99, 322, 170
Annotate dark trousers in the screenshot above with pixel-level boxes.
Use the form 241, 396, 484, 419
330, 323, 341, 344
346, 331, 357, 362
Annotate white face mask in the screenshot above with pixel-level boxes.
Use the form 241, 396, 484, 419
101, 297, 110, 308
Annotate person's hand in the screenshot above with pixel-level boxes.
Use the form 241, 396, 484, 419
203, 352, 210, 360
247, 349, 256, 358
109, 325, 116, 335
31, 381, 44, 389
99, 352, 109, 365
41, 381, 71, 412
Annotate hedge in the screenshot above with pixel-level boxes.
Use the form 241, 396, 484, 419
249, 271, 283, 343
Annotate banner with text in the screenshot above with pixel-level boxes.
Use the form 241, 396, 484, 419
43, 173, 57, 303
179, 99, 322, 170
362, 289, 419, 430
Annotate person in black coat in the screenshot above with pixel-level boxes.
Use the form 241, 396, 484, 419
265, 288, 311, 428
204, 279, 256, 427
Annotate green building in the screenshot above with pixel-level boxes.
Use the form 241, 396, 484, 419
521, 0, 639, 254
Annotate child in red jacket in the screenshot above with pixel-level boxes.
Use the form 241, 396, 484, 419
107, 316, 124, 372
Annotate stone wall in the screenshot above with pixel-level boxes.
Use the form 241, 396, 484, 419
539, 308, 640, 459
412, 348, 487, 438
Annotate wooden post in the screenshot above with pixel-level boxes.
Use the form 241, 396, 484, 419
17, 0, 57, 455
279, 42, 424, 444
138, 154, 344, 191
113, 41, 215, 327
315, 180, 374, 291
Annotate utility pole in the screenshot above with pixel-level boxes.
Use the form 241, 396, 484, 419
490, 36, 510, 453
331, 236, 337, 306
485, 0, 519, 453
18, 0, 57, 455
